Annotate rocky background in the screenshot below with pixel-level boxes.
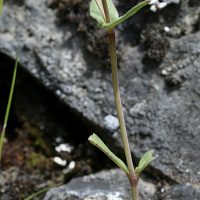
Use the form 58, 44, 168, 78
0, 0, 200, 199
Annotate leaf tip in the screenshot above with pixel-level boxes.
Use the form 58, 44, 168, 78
88, 133, 99, 145
135, 149, 157, 175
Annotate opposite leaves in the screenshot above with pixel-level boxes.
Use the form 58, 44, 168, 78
90, 0, 119, 25
90, 0, 150, 29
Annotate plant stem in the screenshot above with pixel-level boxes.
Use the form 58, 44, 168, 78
101, 1, 139, 199
108, 28, 139, 200
0, 56, 18, 162
107, 29, 135, 176
131, 181, 139, 200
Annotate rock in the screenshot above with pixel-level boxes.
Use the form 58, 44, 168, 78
118, 32, 200, 184
159, 184, 200, 200
43, 169, 156, 200
149, 0, 180, 13
104, 114, 119, 132
0, 0, 200, 185
0, 167, 49, 200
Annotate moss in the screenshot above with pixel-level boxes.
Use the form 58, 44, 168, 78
140, 24, 170, 63
27, 152, 52, 169
22, 120, 51, 154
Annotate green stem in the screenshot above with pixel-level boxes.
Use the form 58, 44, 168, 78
101, 1, 139, 199
0, 55, 18, 161
107, 29, 139, 200
107, 29, 135, 177
131, 181, 139, 200
0, 0, 3, 16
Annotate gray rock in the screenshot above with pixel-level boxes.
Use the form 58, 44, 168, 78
104, 114, 119, 132
0, 0, 200, 185
43, 169, 156, 200
159, 184, 200, 200
121, 33, 200, 184
149, 0, 181, 13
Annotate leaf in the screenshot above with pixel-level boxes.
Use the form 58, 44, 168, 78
90, 0, 119, 26
103, 0, 150, 29
0, 54, 18, 161
90, 0, 150, 29
0, 0, 3, 16
24, 183, 62, 200
135, 150, 156, 175
88, 133, 130, 175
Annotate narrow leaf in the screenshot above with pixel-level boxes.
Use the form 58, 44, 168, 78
88, 133, 130, 175
97, 0, 150, 29
103, 0, 150, 29
24, 183, 62, 200
135, 150, 156, 175
0, 54, 18, 161
90, 0, 119, 26
0, 0, 3, 16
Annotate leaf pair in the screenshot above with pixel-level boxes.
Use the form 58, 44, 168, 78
89, 134, 156, 176
90, 0, 150, 29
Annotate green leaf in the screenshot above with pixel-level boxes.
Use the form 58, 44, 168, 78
88, 133, 130, 175
24, 183, 62, 200
135, 150, 156, 175
0, 0, 3, 16
90, 0, 150, 29
103, 0, 150, 29
0, 54, 18, 161
90, 0, 119, 26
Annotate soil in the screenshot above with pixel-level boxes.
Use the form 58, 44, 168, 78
47, 0, 109, 63
47, 0, 181, 66
0, 56, 114, 200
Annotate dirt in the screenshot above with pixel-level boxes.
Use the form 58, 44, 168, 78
140, 23, 170, 63
189, 0, 200, 7
0, 57, 114, 200
47, 0, 180, 66
47, 0, 109, 63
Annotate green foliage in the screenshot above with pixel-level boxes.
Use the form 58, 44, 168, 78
88, 133, 130, 175
0, 55, 18, 161
90, 0, 119, 26
0, 0, 3, 16
135, 150, 156, 175
90, 0, 150, 29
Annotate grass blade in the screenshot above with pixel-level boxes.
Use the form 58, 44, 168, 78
24, 183, 62, 200
88, 133, 130, 175
0, 0, 3, 16
0, 55, 18, 161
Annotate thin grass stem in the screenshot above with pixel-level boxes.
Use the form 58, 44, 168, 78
0, 55, 18, 162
